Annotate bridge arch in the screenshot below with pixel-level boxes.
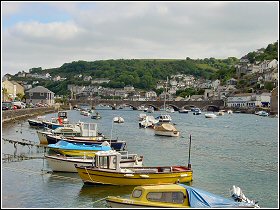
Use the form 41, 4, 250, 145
202, 105, 220, 112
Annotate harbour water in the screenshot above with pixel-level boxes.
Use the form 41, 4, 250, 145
2, 108, 279, 208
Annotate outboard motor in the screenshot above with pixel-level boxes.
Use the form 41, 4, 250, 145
230, 185, 260, 208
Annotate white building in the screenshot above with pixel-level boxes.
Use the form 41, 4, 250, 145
226, 93, 271, 108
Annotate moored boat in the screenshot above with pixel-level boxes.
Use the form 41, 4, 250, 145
154, 123, 180, 137
155, 114, 172, 122
45, 134, 127, 151
106, 183, 260, 208
48, 140, 112, 157
192, 108, 201, 115
205, 113, 217, 118
28, 116, 46, 128
46, 150, 143, 172
113, 116, 124, 123
75, 150, 192, 185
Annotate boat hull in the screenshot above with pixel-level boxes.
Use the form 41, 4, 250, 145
46, 135, 126, 151
28, 119, 45, 128
76, 166, 192, 185
37, 131, 52, 145
46, 155, 143, 172
106, 197, 186, 208
154, 130, 180, 137
50, 149, 101, 157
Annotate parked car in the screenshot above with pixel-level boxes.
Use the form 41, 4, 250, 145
12, 101, 26, 109
2, 102, 12, 110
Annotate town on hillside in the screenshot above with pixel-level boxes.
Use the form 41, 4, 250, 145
2, 50, 278, 115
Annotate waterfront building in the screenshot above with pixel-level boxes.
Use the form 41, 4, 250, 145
25, 86, 54, 105
2, 80, 24, 101
226, 93, 271, 108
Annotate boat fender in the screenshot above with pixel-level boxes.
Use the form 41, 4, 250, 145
140, 174, 149, 178
124, 174, 134, 177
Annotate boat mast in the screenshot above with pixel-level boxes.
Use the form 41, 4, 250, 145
164, 76, 168, 111
187, 134, 192, 169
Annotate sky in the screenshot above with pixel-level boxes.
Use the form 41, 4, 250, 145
1, 1, 279, 76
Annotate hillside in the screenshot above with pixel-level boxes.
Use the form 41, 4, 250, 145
11, 41, 277, 95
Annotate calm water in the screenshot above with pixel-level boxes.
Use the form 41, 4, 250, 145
1, 108, 279, 208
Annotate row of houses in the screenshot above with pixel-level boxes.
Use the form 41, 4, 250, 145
236, 58, 278, 81
2, 79, 54, 105
2, 79, 278, 113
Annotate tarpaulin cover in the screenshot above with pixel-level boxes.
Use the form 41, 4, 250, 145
178, 184, 256, 208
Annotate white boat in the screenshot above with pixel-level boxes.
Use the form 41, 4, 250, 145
178, 108, 189, 113
227, 110, 233, 114
37, 130, 52, 144
138, 113, 147, 121
46, 150, 144, 172
146, 106, 154, 113
193, 108, 202, 115
139, 115, 159, 128
113, 116, 124, 123
155, 114, 172, 122
258, 111, 269, 117
205, 113, 217, 118
165, 107, 175, 113
154, 123, 180, 137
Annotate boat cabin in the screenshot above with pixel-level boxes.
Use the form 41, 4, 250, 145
79, 122, 98, 137
94, 150, 123, 171
113, 184, 189, 207
155, 114, 172, 122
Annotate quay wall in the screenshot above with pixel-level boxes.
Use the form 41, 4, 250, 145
2, 105, 70, 124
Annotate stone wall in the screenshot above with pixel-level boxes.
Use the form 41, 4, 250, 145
2, 105, 70, 124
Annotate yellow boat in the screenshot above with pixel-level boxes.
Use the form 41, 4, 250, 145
106, 184, 260, 208
75, 150, 193, 185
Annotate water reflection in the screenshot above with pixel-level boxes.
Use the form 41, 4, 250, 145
78, 184, 134, 208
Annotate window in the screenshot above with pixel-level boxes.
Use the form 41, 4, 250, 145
132, 190, 142, 198
99, 156, 109, 169
29, 93, 33, 96
40, 92, 44, 96
147, 192, 185, 204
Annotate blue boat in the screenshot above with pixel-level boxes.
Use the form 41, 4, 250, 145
48, 140, 112, 157
46, 134, 127, 151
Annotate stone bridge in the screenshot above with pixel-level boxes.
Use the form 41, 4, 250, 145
69, 99, 225, 112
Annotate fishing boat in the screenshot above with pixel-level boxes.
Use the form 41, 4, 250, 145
38, 122, 103, 145
154, 123, 180, 137
42, 111, 70, 129
155, 114, 172, 122
205, 113, 217, 118
28, 116, 46, 128
48, 140, 112, 157
75, 150, 192, 185
45, 150, 143, 172
113, 116, 124, 123
106, 183, 260, 208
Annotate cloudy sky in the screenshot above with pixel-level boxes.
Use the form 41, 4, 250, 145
1, 1, 278, 75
